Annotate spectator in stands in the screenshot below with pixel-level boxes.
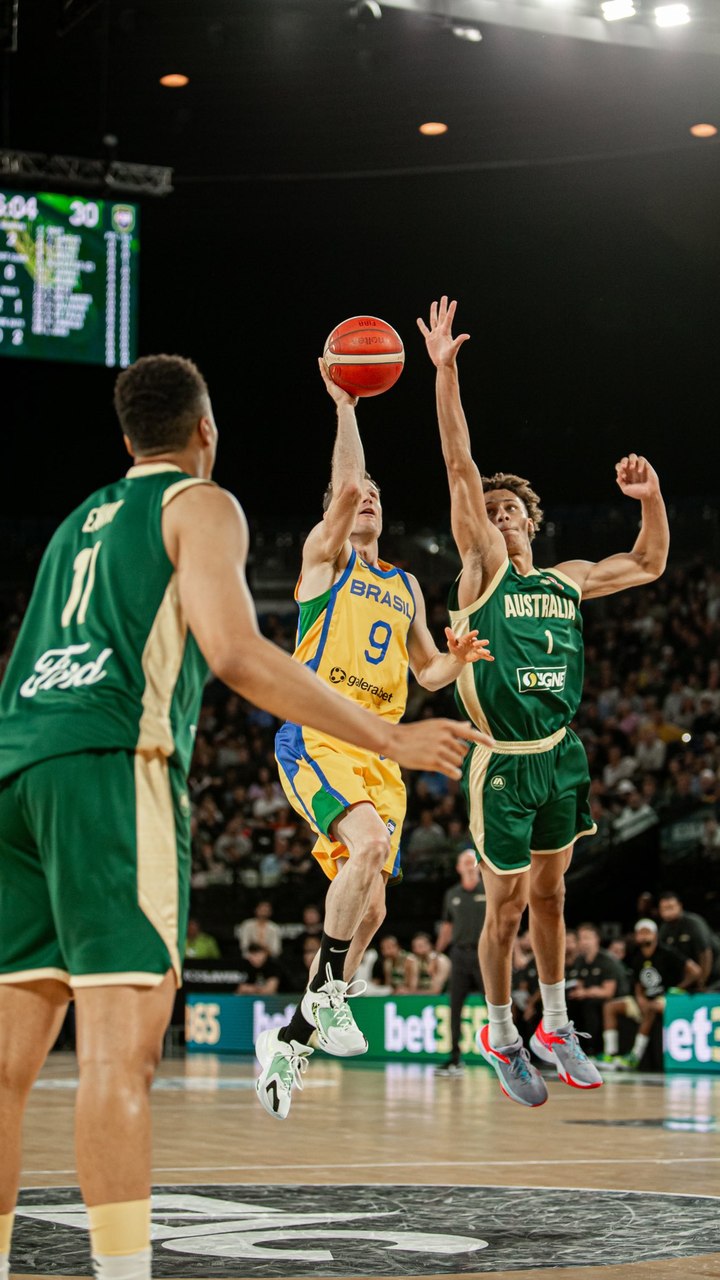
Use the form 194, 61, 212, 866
214, 814, 253, 871
185, 918, 221, 961
296, 903, 324, 951
566, 923, 622, 1054
657, 891, 720, 990
634, 723, 667, 774
612, 784, 659, 843
372, 935, 415, 993
235, 899, 283, 958
602, 743, 636, 791
282, 936, 322, 994
407, 932, 451, 995
565, 929, 579, 969
236, 943, 282, 995
279, 836, 315, 885
406, 809, 447, 862
601, 919, 700, 1070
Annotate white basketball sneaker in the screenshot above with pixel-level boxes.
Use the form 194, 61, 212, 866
300, 963, 368, 1057
255, 1027, 313, 1120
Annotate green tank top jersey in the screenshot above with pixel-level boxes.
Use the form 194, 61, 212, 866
0, 464, 211, 782
448, 556, 584, 744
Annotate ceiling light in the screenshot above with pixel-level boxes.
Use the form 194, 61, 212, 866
690, 123, 717, 138
419, 122, 448, 136
159, 73, 189, 88
601, 0, 636, 19
451, 25, 482, 41
654, 4, 690, 26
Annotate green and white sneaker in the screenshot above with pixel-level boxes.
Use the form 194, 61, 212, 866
301, 963, 368, 1057
255, 1028, 313, 1120
613, 1052, 640, 1072
595, 1052, 620, 1071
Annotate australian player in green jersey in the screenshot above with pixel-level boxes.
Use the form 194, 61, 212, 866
419, 297, 670, 1108
0, 353, 488, 1280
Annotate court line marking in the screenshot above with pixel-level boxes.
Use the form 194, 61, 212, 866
22, 1156, 720, 1175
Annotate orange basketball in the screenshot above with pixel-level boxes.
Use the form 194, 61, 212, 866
323, 315, 405, 398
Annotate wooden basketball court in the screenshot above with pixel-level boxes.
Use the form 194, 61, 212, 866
12, 1052, 720, 1280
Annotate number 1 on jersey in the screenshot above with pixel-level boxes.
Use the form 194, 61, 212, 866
62, 542, 102, 627
545, 629, 554, 655
365, 619, 392, 666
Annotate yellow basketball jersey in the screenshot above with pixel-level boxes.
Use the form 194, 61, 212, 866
292, 548, 416, 724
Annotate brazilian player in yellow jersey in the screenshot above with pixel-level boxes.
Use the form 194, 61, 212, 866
419, 296, 670, 1108
255, 359, 495, 1120
0, 354, 489, 1280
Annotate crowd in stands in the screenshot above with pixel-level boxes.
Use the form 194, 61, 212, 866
2, 556, 720, 1010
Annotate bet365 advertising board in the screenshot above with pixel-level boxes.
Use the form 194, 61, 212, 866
663, 992, 720, 1073
186, 994, 488, 1061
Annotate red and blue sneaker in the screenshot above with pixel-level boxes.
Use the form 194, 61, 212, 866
530, 1020, 603, 1089
477, 1024, 548, 1107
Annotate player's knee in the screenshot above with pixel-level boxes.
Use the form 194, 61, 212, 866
487, 897, 524, 946
0, 1054, 36, 1099
358, 835, 391, 876
530, 880, 565, 918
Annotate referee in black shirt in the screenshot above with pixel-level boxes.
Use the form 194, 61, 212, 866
435, 849, 487, 1076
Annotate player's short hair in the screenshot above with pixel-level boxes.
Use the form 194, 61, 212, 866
481, 472, 544, 540
658, 890, 681, 904
322, 471, 381, 513
114, 354, 210, 454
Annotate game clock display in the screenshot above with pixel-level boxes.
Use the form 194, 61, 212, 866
0, 188, 139, 367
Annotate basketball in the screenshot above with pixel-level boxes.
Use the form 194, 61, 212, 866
323, 315, 405, 398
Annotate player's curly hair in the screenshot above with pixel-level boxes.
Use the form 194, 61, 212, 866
322, 471, 381, 513
114, 354, 210, 454
481, 471, 544, 540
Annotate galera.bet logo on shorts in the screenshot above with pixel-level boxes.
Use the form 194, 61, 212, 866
517, 666, 567, 693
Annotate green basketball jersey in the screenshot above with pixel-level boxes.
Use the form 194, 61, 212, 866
448, 557, 584, 743
0, 464, 211, 782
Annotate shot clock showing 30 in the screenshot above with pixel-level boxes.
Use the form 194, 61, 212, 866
0, 188, 139, 367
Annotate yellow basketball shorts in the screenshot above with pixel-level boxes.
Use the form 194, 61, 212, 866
275, 723, 406, 882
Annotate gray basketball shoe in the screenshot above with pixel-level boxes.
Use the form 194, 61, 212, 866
530, 1020, 603, 1089
477, 1024, 548, 1107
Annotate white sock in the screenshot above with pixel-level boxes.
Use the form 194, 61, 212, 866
539, 980, 568, 1031
487, 1000, 517, 1048
92, 1248, 152, 1279
603, 1029, 619, 1056
632, 1032, 649, 1062
0, 1250, 9, 1280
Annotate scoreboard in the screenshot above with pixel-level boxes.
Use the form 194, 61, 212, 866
0, 188, 139, 367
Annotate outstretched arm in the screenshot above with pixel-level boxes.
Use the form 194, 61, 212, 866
417, 297, 506, 589
300, 361, 365, 594
405, 572, 493, 692
164, 483, 492, 777
554, 455, 669, 600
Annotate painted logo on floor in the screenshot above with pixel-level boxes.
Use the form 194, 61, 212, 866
11, 1183, 720, 1275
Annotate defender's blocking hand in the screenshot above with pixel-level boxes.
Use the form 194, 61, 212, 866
417, 296, 470, 369
615, 454, 660, 501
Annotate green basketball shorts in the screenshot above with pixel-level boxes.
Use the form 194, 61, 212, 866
461, 726, 596, 876
0, 748, 191, 988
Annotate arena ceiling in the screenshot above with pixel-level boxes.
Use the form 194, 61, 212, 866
3, 0, 720, 521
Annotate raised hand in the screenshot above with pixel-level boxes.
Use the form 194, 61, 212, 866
615, 454, 660, 501
416, 296, 470, 369
318, 356, 358, 407
445, 627, 494, 665
388, 718, 494, 779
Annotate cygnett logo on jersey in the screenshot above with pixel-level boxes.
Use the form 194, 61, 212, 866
517, 666, 567, 693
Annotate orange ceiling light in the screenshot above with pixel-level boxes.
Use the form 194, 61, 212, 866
160, 73, 189, 88
690, 123, 717, 138
419, 122, 448, 136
